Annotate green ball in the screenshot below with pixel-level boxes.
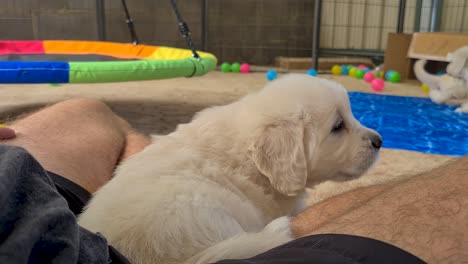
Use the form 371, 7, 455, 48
347, 65, 354, 70
355, 69, 365, 79
388, 71, 401, 83
231, 62, 241, 73
220, 62, 231, 73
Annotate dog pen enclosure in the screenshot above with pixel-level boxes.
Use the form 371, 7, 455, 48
0, 0, 467, 68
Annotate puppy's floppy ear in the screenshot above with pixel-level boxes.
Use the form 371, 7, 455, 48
248, 115, 308, 196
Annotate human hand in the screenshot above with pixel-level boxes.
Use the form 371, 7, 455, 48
0, 126, 16, 140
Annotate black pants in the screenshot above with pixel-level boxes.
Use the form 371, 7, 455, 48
215, 234, 425, 264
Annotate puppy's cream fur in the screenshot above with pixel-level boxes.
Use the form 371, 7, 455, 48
414, 46, 468, 113
79, 74, 381, 264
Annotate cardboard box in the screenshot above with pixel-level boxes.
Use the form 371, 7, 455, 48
408, 32, 468, 61
384, 32, 468, 80
384, 33, 414, 80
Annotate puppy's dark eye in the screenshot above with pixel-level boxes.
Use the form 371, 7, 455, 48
331, 118, 345, 133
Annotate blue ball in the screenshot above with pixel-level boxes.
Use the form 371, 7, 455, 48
307, 69, 318, 77
266, 70, 278, 81
436, 71, 445, 76
363, 68, 371, 73
340, 65, 348, 75
385, 70, 395, 80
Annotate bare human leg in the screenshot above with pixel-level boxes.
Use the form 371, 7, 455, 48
0, 98, 151, 193
292, 156, 468, 263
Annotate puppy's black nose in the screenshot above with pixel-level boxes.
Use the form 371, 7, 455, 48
371, 134, 383, 149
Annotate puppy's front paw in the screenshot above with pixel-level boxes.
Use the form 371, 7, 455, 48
263, 216, 292, 236
455, 107, 468, 113
455, 102, 468, 113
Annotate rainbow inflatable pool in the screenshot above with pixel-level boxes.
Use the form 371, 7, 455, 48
0, 40, 217, 83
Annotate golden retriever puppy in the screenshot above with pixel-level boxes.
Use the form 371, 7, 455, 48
78, 74, 382, 264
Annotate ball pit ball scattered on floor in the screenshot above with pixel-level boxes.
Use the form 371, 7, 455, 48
266, 70, 278, 81
355, 69, 365, 79
421, 83, 430, 93
387, 71, 401, 83
307, 69, 318, 77
231, 62, 241, 73
371, 78, 385, 92
364, 72, 375, 83
240, 63, 250, 73
340, 65, 349, 75
220, 62, 231, 73
385, 70, 395, 80
331, 65, 341, 75
349, 67, 358, 78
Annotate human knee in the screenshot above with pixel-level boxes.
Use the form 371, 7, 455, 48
58, 98, 112, 115
52, 98, 127, 128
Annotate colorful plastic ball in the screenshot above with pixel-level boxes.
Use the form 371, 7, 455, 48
266, 70, 278, 81
385, 70, 395, 80
220, 62, 231, 73
371, 78, 385, 92
307, 69, 318, 77
357, 64, 367, 69
240, 63, 250, 73
331, 65, 341, 75
387, 71, 401, 83
363, 72, 375, 83
363, 68, 371, 73
349, 68, 358, 78
355, 69, 365, 79
347, 65, 354, 70
421, 83, 430, 93
436, 71, 445, 76
340, 65, 349, 75
231, 62, 241, 73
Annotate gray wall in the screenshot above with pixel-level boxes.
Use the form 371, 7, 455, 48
0, 0, 315, 65
207, 0, 314, 65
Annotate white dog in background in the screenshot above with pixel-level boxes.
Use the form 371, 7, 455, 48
414, 46, 468, 113
78, 74, 382, 264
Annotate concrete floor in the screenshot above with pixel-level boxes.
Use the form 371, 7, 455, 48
0, 71, 456, 204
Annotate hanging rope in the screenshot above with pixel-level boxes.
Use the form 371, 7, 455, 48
119, 0, 200, 59
169, 0, 200, 60
121, 0, 139, 45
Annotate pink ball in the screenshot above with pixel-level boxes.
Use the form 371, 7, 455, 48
357, 64, 368, 69
363, 72, 375, 83
371, 78, 384, 92
240, 63, 250, 73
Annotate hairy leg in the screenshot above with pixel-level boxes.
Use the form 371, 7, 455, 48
0, 98, 151, 193
292, 156, 468, 263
